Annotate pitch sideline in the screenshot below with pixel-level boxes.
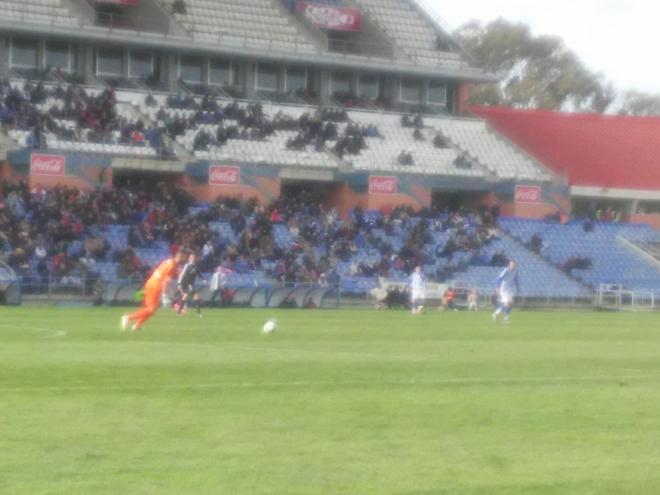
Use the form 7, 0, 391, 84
0, 373, 657, 394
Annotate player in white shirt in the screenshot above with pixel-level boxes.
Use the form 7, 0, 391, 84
493, 259, 519, 323
468, 289, 479, 311
408, 266, 426, 314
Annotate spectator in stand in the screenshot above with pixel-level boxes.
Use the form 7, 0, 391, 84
172, 0, 187, 15
563, 256, 592, 273
398, 150, 414, 166
145, 93, 157, 107
433, 133, 449, 148
454, 154, 472, 169
413, 128, 425, 141
491, 251, 508, 266
529, 233, 543, 253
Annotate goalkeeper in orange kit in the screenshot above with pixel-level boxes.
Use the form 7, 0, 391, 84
120, 250, 186, 332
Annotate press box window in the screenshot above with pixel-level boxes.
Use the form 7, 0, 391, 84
97, 48, 122, 76
179, 56, 203, 84
10, 39, 38, 68
45, 42, 71, 72
256, 63, 279, 91
331, 71, 352, 96
129, 51, 154, 78
285, 67, 307, 92
427, 81, 447, 105
400, 79, 423, 104
359, 74, 380, 99
209, 59, 232, 86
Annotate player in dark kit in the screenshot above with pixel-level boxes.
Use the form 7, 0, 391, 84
174, 252, 205, 317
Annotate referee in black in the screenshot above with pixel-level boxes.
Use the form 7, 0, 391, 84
174, 252, 205, 317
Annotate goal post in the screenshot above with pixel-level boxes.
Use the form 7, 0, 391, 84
597, 284, 657, 311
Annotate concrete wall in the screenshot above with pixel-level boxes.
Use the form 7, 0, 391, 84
0, 37, 8, 79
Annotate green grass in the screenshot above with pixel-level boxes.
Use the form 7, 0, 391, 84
2, 307, 660, 494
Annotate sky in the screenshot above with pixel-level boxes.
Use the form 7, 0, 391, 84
424, 0, 659, 94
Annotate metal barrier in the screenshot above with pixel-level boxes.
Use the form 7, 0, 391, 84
98, 280, 340, 309
18, 273, 99, 299
12, 275, 659, 311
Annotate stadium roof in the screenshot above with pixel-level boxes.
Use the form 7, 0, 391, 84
471, 106, 660, 192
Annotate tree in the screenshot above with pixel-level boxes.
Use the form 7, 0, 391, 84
456, 19, 615, 113
619, 91, 660, 117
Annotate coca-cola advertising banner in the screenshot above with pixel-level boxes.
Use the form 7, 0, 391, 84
369, 175, 398, 195
209, 165, 241, 186
30, 153, 66, 177
298, 2, 362, 32
515, 185, 542, 203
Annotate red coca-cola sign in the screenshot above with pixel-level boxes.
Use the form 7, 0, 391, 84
515, 185, 542, 203
369, 176, 398, 195
30, 153, 66, 176
298, 2, 362, 32
209, 165, 240, 186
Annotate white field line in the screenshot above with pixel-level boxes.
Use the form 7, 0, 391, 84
224, 344, 424, 362
1, 324, 67, 339
0, 374, 658, 394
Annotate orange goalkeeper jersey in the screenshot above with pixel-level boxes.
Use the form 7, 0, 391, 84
145, 258, 178, 292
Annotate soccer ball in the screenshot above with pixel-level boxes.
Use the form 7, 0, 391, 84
262, 319, 277, 334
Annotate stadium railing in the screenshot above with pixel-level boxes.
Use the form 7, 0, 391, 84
16, 273, 100, 301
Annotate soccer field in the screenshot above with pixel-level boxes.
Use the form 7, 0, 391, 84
2, 308, 660, 494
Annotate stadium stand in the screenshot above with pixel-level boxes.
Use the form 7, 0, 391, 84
159, 0, 319, 52
500, 217, 660, 292
347, 111, 472, 176
351, 0, 465, 68
428, 117, 550, 181
0, 0, 80, 27
126, 90, 548, 178
5, 168, 660, 301
455, 234, 592, 299
2, 82, 169, 157
2, 0, 659, 309
0, 179, 602, 300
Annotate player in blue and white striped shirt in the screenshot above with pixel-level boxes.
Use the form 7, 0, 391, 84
493, 259, 519, 323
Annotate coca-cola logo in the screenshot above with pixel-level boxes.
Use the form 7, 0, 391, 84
515, 186, 541, 203
369, 176, 398, 195
300, 3, 362, 31
209, 165, 240, 186
30, 154, 66, 176
307, 6, 355, 27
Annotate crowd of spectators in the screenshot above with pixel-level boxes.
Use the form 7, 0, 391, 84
1, 176, 508, 293
155, 92, 391, 161
0, 79, 457, 171
0, 179, 193, 292
152, 93, 382, 160
0, 80, 169, 153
